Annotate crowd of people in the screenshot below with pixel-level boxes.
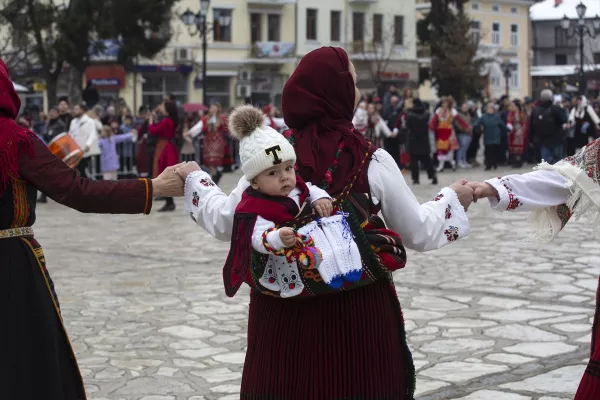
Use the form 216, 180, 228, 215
16, 95, 290, 212
353, 85, 600, 185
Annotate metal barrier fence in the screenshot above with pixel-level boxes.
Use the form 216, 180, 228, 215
84, 137, 240, 180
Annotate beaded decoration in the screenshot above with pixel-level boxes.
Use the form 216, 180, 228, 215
261, 228, 322, 270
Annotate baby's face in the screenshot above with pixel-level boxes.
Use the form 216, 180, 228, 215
252, 160, 297, 197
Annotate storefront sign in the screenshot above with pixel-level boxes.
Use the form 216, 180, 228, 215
90, 78, 121, 87
378, 71, 410, 80
134, 64, 193, 74
84, 65, 126, 89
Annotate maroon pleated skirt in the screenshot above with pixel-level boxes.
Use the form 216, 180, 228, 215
241, 279, 415, 400
575, 277, 600, 399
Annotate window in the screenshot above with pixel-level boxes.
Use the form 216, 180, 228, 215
491, 75, 501, 88
555, 54, 567, 65
594, 52, 600, 64
510, 7, 518, 13
472, 3, 479, 10
492, 22, 501, 45
213, 9, 232, 42
492, 4, 500, 12
250, 13, 262, 43
510, 63, 519, 89
510, 24, 519, 46
555, 26, 575, 47
142, 74, 188, 109
471, 21, 481, 44
353, 12, 365, 51
373, 14, 383, 44
330, 11, 341, 42
306, 9, 318, 40
268, 14, 280, 41
394, 16, 404, 45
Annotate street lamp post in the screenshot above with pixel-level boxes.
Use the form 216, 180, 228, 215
560, 2, 600, 95
500, 60, 514, 98
181, 0, 215, 106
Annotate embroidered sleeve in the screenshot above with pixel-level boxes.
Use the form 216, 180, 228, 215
368, 149, 470, 252
307, 183, 332, 204
184, 170, 249, 241
251, 217, 284, 254
484, 170, 570, 212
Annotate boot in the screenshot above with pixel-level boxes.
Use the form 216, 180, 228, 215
158, 198, 176, 212
37, 193, 47, 203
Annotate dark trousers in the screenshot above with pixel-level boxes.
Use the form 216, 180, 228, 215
410, 154, 436, 183
384, 137, 402, 168
485, 144, 501, 169
467, 131, 481, 162
77, 157, 90, 178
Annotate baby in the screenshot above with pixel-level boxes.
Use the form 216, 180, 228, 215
223, 106, 332, 298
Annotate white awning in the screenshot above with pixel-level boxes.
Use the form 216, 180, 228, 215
12, 81, 28, 92
531, 0, 600, 21
531, 64, 600, 76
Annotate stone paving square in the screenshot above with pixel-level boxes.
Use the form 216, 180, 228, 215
35, 166, 595, 399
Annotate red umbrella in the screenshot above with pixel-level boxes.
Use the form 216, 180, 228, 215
183, 103, 208, 113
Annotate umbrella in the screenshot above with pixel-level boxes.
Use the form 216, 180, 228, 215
183, 103, 207, 113
12, 81, 28, 92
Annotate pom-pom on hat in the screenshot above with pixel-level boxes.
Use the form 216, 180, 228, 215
229, 105, 296, 180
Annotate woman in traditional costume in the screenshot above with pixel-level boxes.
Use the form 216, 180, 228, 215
176, 47, 474, 399
201, 103, 229, 183
507, 100, 528, 168
429, 96, 469, 172
148, 101, 180, 212
471, 138, 600, 400
0, 59, 183, 400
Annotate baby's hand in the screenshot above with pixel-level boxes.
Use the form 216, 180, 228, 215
279, 227, 296, 248
313, 198, 333, 217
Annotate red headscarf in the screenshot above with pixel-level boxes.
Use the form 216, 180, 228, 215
0, 59, 35, 195
282, 47, 370, 195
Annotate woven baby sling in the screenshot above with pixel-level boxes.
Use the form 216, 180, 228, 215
248, 145, 408, 298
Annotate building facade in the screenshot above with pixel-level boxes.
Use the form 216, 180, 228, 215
417, 0, 535, 102
530, 0, 600, 97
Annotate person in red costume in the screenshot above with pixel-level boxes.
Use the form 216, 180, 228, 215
0, 59, 184, 400
471, 139, 600, 400
148, 100, 180, 211
176, 47, 475, 399
201, 103, 229, 184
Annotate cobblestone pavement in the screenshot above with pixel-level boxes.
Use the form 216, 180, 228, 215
34, 166, 597, 400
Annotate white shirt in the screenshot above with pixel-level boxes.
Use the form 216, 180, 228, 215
183, 148, 470, 252
252, 184, 330, 254
69, 114, 100, 157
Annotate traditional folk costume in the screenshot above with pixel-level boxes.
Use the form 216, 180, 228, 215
184, 47, 470, 399
218, 109, 333, 298
569, 97, 600, 151
201, 113, 229, 168
148, 116, 178, 178
0, 59, 152, 400
507, 109, 529, 164
429, 107, 468, 171
484, 138, 600, 399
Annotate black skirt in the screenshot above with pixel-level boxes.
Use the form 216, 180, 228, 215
0, 236, 86, 400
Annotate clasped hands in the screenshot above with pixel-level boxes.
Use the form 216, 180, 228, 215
450, 180, 499, 211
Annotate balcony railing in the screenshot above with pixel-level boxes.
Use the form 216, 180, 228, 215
247, 0, 296, 5
417, 45, 431, 59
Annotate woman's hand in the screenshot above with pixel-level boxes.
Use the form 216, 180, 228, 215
152, 162, 187, 197
449, 179, 475, 211
175, 161, 202, 181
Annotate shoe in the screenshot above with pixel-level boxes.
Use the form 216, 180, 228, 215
37, 195, 47, 203
431, 177, 438, 185
485, 167, 492, 171
413, 181, 420, 185
158, 203, 176, 212
212, 171, 223, 185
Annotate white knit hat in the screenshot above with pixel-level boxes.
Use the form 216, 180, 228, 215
229, 105, 296, 180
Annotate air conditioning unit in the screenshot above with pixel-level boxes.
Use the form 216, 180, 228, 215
236, 84, 252, 98
174, 48, 192, 63
238, 70, 252, 82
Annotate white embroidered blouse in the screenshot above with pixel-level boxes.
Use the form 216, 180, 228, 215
184, 148, 470, 252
